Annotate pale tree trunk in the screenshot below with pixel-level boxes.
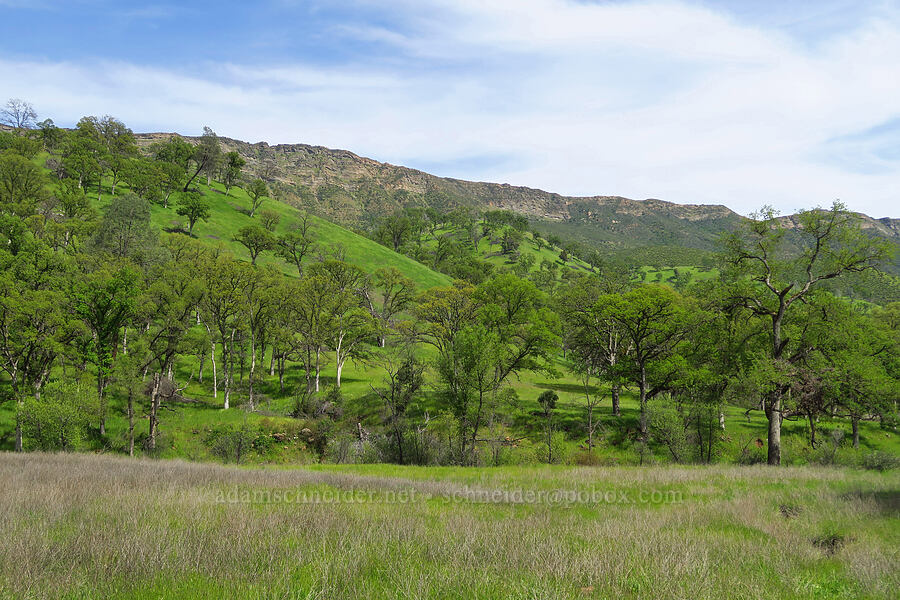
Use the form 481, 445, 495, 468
335, 333, 344, 389
223, 329, 235, 409
147, 373, 161, 451
767, 308, 785, 465
127, 388, 135, 457
248, 325, 256, 411
719, 411, 726, 429
205, 323, 217, 399
587, 404, 594, 452
315, 347, 321, 392
852, 417, 860, 449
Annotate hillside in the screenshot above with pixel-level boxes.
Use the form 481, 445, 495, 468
135, 133, 900, 258
149, 178, 450, 289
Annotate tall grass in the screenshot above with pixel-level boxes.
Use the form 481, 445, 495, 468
1, 453, 897, 599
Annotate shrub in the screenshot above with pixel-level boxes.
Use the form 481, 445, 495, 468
204, 422, 259, 463
648, 404, 688, 463
860, 451, 900, 472
19, 381, 94, 451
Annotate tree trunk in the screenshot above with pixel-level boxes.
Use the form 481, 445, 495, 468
127, 388, 135, 457
248, 325, 256, 411
183, 163, 203, 192
394, 425, 405, 465
470, 390, 485, 466
638, 367, 648, 437
335, 333, 344, 388
767, 308, 785, 466
808, 413, 817, 448
147, 372, 161, 451
587, 404, 594, 453
719, 410, 726, 429
611, 385, 620, 417
547, 416, 552, 464
278, 356, 285, 394
852, 417, 860, 449
205, 324, 217, 399
98, 374, 107, 436
766, 391, 781, 465
315, 347, 321, 392
14, 398, 23, 452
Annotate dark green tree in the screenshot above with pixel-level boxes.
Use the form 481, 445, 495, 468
176, 191, 211, 235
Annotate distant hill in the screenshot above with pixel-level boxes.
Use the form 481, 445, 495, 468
134, 132, 900, 274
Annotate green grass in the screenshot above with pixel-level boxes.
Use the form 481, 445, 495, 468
637, 265, 719, 284
36, 148, 451, 290
2, 453, 898, 599
172, 180, 449, 288
419, 225, 594, 275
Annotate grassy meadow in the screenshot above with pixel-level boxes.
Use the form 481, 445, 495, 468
1, 452, 898, 599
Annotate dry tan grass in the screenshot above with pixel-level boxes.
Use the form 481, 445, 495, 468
1, 453, 897, 599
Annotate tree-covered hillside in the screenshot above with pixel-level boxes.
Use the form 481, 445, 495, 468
1, 100, 898, 470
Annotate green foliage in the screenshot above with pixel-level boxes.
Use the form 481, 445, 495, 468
0, 150, 47, 215
204, 421, 258, 463
92, 193, 159, 263
0, 108, 896, 473
233, 224, 273, 264
175, 190, 211, 234
19, 380, 94, 451
246, 178, 268, 217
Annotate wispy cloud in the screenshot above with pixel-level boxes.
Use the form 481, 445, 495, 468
1, 0, 898, 216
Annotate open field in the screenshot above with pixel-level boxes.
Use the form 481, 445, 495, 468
1, 453, 898, 599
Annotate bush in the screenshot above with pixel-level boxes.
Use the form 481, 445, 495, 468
204, 422, 258, 463
491, 438, 540, 466
648, 404, 689, 463
19, 381, 94, 451
860, 451, 900, 472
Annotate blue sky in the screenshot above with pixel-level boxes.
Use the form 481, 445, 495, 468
1, 0, 898, 216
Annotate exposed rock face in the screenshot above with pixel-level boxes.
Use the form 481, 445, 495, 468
134, 132, 899, 251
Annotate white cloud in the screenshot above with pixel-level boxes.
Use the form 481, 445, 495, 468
1, 0, 898, 216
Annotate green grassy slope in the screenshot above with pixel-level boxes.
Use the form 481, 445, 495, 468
163, 180, 450, 288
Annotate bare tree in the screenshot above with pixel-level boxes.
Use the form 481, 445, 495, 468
1, 98, 37, 131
